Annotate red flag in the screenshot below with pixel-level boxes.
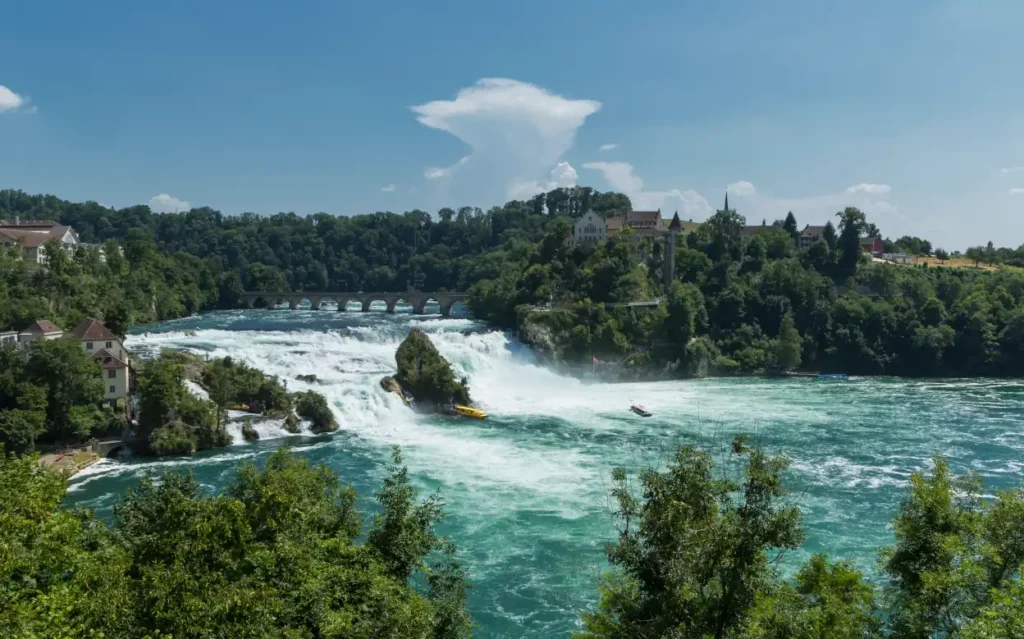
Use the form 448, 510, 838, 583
592, 356, 599, 364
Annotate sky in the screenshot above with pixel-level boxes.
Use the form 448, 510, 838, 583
1, 0, 1023, 250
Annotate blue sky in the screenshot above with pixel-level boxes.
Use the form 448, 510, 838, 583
1, 0, 1022, 249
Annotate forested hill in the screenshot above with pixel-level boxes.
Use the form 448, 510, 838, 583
4, 187, 1024, 378
1, 187, 630, 293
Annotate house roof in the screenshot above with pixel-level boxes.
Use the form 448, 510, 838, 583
802, 225, 827, 236
859, 236, 881, 245
0, 219, 60, 229
0, 226, 72, 247
70, 317, 118, 341
668, 212, 682, 231
627, 210, 662, 224
21, 319, 62, 334
92, 348, 128, 369
606, 215, 625, 232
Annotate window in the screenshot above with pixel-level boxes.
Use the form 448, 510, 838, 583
86, 342, 93, 350
106, 341, 112, 348
108, 369, 116, 379
109, 385, 115, 394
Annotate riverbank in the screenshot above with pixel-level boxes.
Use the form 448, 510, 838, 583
38, 449, 100, 477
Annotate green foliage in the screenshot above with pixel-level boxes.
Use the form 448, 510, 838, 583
881, 458, 1024, 638
201, 355, 292, 415
394, 329, 471, 406
774, 313, 802, 370
294, 390, 338, 433
136, 353, 227, 455
579, 442, 1024, 639
0, 446, 471, 638
576, 444, 803, 638
24, 338, 105, 445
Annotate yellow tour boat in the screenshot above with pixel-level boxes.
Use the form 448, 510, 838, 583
453, 404, 488, 419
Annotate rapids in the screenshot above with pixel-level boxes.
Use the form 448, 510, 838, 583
64, 307, 1024, 638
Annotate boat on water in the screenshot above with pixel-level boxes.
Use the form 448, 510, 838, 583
630, 404, 652, 417
453, 404, 488, 419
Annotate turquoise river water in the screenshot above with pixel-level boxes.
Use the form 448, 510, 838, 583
64, 307, 1024, 638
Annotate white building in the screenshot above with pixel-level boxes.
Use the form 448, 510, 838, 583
69, 318, 130, 408
571, 210, 608, 246
0, 331, 18, 347
0, 219, 81, 266
882, 252, 915, 265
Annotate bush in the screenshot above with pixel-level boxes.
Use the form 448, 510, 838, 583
241, 420, 259, 441
394, 329, 471, 406
294, 391, 337, 434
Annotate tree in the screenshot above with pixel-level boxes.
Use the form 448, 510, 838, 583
935, 248, 950, 264
24, 338, 104, 444
822, 221, 838, 253
774, 313, 802, 370
881, 458, 1024, 638
783, 211, 799, 239
576, 442, 803, 639
136, 353, 226, 455
836, 207, 867, 276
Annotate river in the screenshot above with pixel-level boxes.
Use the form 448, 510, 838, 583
64, 307, 1024, 638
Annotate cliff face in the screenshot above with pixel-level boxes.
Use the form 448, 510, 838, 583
384, 329, 470, 409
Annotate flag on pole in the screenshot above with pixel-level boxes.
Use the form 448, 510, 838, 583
592, 356, 599, 364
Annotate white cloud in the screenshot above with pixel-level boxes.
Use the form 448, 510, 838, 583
727, 180, 757, 197
583, 161, 713, 218
0, 85, 29, 113
1010, 188, 1024, 195
412, 78, 601, 199
1000, 166, 1024, 175
846, 183, 891, 195
599, 143, 618, 151
508, 161, 579, 200
380, 184, 396, 192
148, 193, 191, 213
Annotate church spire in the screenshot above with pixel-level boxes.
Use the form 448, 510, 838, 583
724, 192, 730, 212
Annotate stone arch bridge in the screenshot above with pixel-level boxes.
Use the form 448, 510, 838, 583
240, 291, 468, 316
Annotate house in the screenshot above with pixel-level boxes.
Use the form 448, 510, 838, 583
860, 237, 884, 255
69, 318, 131, 409
571, 210, 608, 246
606, 215, 625, 234
0, 218, 83, 265
18, 319, 64, 351
799, 225, 828, 248
92, 348, 130, 408
626, 210, 663, 235
0, 331, 18, 347
741, 223, 783, 238
69, 317, 127, 361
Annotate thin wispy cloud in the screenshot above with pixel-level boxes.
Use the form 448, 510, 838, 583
1000, 167, 1024, 175
148, 193, 191, 213
846, 183, 891, 195
583, 161, 712, 217
380, 184, 396, 192
599, 143, 618, 151
1010, 188, 1024, 195
0, 85, 30, 113
412, 78, 601, 199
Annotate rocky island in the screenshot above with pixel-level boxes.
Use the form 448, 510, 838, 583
381, 329, 471, 412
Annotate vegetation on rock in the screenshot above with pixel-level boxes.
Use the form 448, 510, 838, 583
135, 353, 228, 455
393, 329, 470, 407
240, 419, 259, 441
0, 446, 472, 638
294, 390, 337, 433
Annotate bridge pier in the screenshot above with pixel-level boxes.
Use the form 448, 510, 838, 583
386, 298, 398, 314
361, 298, 373, 312
288, 298, 300, 310
309, 297, 323, 311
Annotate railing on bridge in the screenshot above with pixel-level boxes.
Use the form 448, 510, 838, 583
239, 291, 468, 317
